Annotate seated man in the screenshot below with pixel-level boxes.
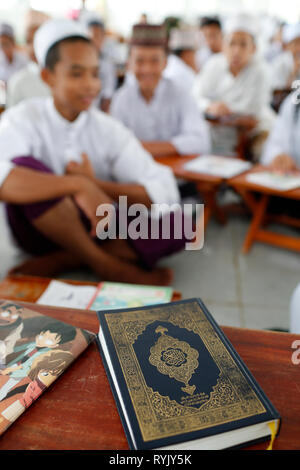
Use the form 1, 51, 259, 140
0, 18, 186, 286
6, 9, 51, 107
260, 94, 300, 217
271, 23, 300, 91
0, 22, 28, 84
110, 23, 211, 158
192, 13, 275, 157
196, 16, 223, 71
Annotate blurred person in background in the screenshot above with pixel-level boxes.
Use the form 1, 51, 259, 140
0, 22, 28, 84
6, 10, 51, 108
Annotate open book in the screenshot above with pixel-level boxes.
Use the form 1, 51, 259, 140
37, 280, 173, 311
246, 171, 300, 191
184, 155, 252, 178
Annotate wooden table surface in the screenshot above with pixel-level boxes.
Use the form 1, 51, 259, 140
229, 165, 300, 200
229, 165, 300, 254
0, 274, 182, 304
0, 300, 299, 450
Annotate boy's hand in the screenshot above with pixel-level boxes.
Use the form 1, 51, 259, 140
66, 153, 95, 180
74, 178, 113, 238
206, 102, 232, 117
270, 154, 297, 173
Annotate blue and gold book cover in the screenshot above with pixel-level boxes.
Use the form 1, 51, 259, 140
98, 298, 280, 449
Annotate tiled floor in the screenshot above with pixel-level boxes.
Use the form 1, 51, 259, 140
0, 201, 299, 332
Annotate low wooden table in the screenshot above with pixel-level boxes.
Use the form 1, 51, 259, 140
229, 165, 300, 254
155, 155, 227, 228
0, 300, 299, 450
0, 274, 182, 304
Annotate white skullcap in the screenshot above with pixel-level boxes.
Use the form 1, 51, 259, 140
282, 23, 300, 44
224, 13, 259, 39
0, 23, 14, 39
33, 18, 89, 67
79, 10, 104, 29
168, 28, 198, 51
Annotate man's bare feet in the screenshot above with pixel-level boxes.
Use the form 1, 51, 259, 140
91, 255, 174, 286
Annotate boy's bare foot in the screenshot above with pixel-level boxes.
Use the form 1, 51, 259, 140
8, 251, 82, 278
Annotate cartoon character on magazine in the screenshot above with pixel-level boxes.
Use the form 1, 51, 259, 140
0, 349, 74, 424
0, 320, 76, 402
0, 304, 24, 370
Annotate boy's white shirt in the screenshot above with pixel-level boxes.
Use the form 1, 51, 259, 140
163, 54, 197, 93
6, 61, 51, 108
0, 50, 28, 83
110, 76, 211, 156
270, 51, 299, 90
0, 96, 180, 205
261, 94, 300, 167
192, 52, 275, 155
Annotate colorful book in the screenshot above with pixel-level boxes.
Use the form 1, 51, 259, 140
88, 282, 173, 311
97, 298, 281, 450
0, 300, 95, 435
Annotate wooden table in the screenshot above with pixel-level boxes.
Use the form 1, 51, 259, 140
0, 274, 182, 304
155, 155, 227, 228
0, 300, 298, 450
229, 165, 300, 254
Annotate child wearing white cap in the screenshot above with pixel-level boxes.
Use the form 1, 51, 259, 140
0, 22, 28, 83
192, 13, 275, 157
270, 23, 300, 90
6, 10, 51, 107
0, 18, 183, 286
110, 23, 211, 158
163, 27, 198, 92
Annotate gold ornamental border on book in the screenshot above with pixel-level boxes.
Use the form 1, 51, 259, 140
104, 301, 266, 442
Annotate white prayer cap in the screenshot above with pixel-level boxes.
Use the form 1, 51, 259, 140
79, 10, 105, 29
224, 13, 259, 39
282, 23, 300, 44
0, 23, 14, 39
33, 18, 89, 67
168, 28, 198, 51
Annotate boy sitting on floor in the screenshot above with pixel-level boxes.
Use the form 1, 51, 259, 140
110, 23, 211, 159
0, 18, 186, 286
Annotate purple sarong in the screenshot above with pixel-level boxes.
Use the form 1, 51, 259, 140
5, 156, 190, 268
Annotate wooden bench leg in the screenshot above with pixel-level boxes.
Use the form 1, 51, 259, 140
242, 194, 269, 254
198, 184, 227, 227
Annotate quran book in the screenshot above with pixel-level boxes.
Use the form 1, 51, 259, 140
184, 155, 252, 178
246, 171, 300, 191
88, 282, 173, 311
97, 299, 280, 450
0, 300, 95, 435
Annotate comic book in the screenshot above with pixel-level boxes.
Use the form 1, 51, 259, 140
0, 300, 95, 435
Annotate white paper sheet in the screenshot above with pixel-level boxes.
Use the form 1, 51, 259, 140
246, 172, 300, 191
37, 280, 97, 309
184, 155, 252, 178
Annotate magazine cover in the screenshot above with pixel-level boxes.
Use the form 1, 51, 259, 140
0, 300, 95, 435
